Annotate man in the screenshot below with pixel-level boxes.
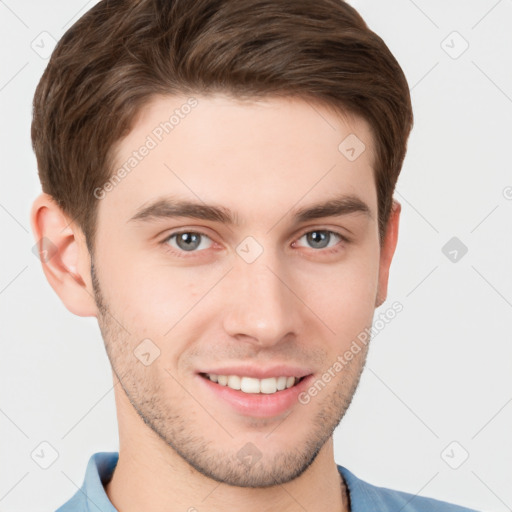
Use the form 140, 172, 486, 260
30, 0, 479, 510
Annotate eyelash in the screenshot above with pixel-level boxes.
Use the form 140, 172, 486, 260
159, 228, 351, 258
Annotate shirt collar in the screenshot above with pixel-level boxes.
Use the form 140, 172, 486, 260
80, 452, 119, 512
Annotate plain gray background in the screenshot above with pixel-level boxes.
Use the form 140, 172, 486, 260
1, 1, 511, 511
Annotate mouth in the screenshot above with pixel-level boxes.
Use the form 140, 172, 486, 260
198, 372, 309, 395
195, 364, 315, 417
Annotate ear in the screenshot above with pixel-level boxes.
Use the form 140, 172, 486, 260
30, 192, 98, 317
375, 199, 401, 308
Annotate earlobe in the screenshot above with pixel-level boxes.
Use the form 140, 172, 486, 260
375, 199, 401, 308
30, 193, 98, 317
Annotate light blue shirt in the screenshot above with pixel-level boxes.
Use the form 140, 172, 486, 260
56, 452, 479, 511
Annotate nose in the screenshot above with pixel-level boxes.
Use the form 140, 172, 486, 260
222, 249, 303, 347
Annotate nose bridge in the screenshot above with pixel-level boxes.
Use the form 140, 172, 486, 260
222, 243, 299, 344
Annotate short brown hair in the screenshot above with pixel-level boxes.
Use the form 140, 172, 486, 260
31, 0, 413, 253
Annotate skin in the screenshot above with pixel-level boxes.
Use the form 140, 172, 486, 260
31, 94, 400, 512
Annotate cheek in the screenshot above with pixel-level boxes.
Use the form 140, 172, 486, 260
299, 251, 379, 340
105, 259, 220, 336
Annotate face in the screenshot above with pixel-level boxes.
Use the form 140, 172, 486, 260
90, 94, 389, 487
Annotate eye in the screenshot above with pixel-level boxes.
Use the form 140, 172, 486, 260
163, 231, 213, 253
160, 228, 349, 258
294, 229, 347, 251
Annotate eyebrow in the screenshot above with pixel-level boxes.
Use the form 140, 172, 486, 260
128, 194, 372, 225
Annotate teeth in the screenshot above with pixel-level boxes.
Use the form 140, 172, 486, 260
227, 375, 241, 390
206, 374, 300, 394
260, 378, 276, 394
276, 376, 287, 391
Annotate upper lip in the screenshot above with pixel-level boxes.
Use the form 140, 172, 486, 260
197, 365, 313, 379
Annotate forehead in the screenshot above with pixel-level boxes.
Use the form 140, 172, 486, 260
100, 93, 377, 229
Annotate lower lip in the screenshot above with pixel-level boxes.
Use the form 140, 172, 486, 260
196, 374, 314, 418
